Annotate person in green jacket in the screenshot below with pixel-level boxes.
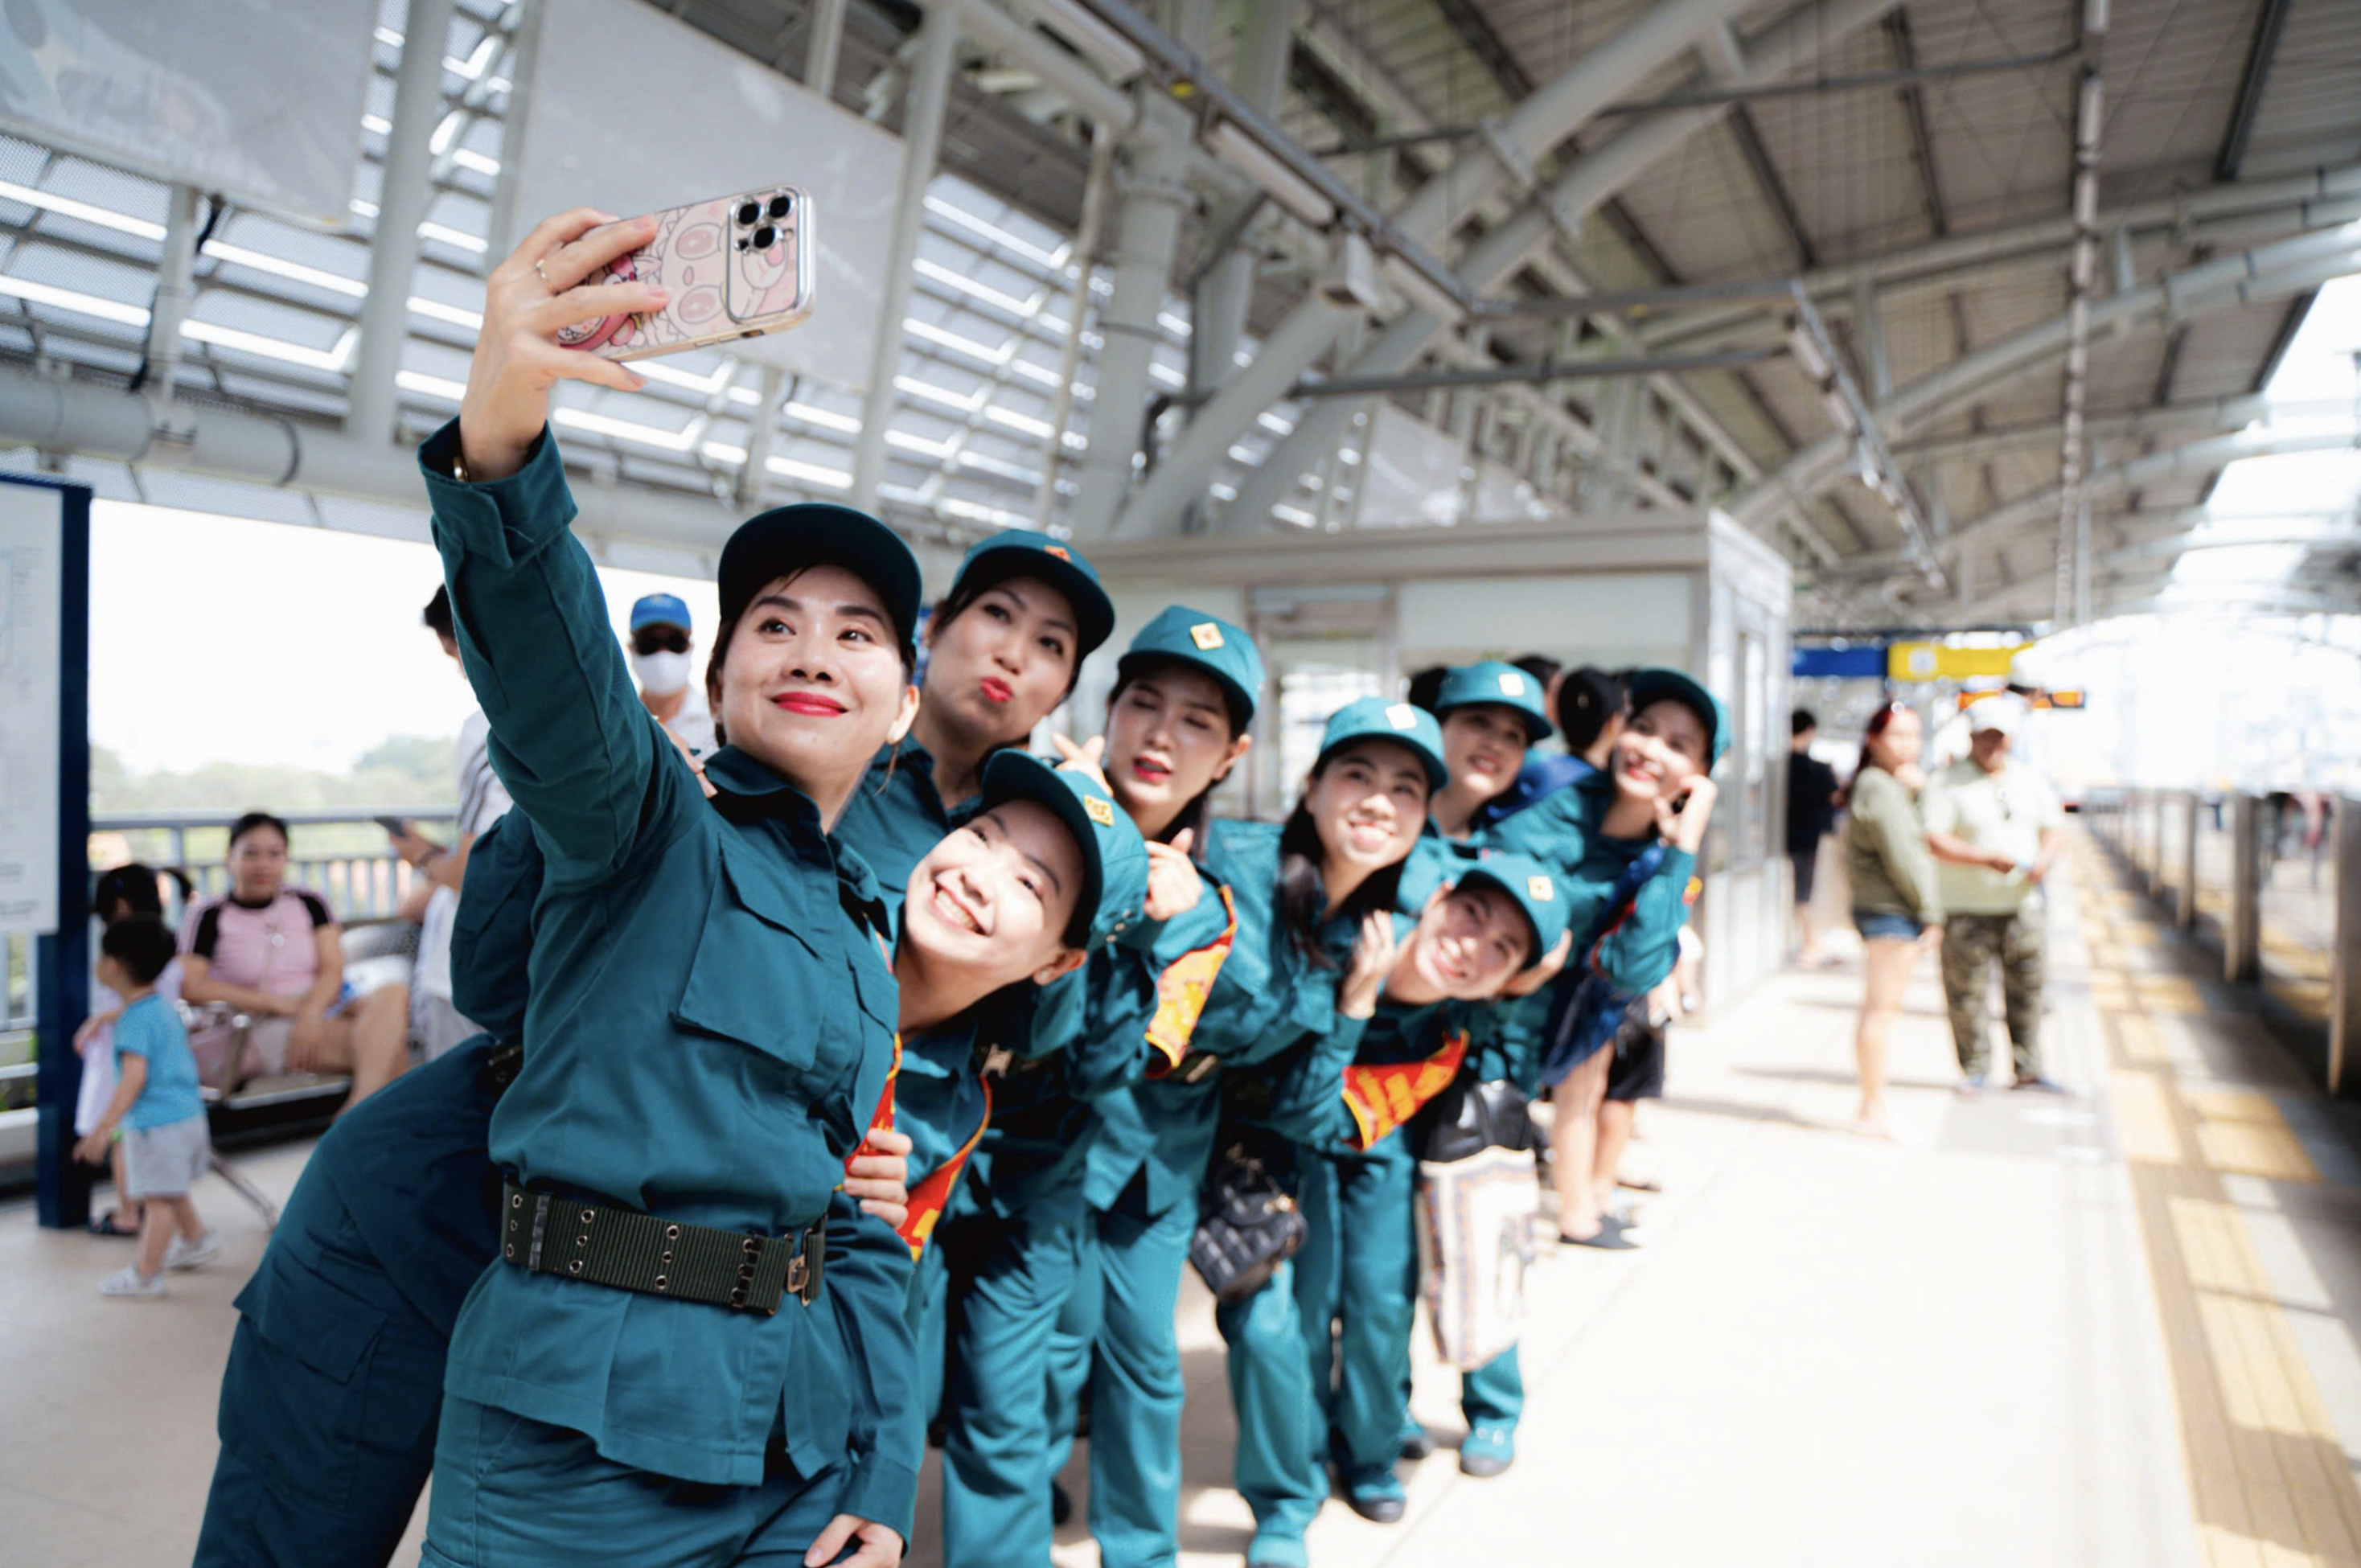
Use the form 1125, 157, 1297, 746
414, 207, 932, 1568
938, 605, 1259, 1568
1842, 701, 1944, 1135
836, 530, 1115, 902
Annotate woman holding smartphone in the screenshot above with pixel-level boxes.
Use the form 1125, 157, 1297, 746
414, 207, 923, 1568
1049, 697, 1439, 1568
936, 606, 1259, 1568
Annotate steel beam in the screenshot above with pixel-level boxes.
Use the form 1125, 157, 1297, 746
1191, 0, 1909, 539
1732, 220, 2361, 526
1287, 346, 1784, 399
804, 0, 851, 101
1102, 0, 1773, 537
1188, 0, 1295, 402
1727, 105, 1817, 268
2218, 0, 2293, 181
347, 0, 458, 445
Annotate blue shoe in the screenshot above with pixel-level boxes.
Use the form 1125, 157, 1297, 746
1400, 1416, 1435, 1461
2012, 1074, 2071, 1094
1344, 1467, 1406, 1524
1954, 1073, 1987, 1098
1245, 1533, 1308, 1568
1460, 1423, 1515, 1478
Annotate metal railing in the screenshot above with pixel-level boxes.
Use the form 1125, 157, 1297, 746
1, 806, 458, 1046
2085, 787, 2351, 1093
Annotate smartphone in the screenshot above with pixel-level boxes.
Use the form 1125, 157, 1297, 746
557, 187, 815, 362
374, 815, 411, 837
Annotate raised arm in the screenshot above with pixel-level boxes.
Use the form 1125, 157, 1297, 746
419, 210, 697, 888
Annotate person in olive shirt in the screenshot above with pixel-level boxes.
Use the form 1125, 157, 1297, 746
416, 207, 928, 1568
1842, 702, 1944, 1135
835, 530, 1115, 902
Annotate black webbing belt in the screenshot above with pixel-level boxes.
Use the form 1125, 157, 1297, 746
499, 1181, 824, 1315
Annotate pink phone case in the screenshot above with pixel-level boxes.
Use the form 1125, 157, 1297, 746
556, 187, 815, 361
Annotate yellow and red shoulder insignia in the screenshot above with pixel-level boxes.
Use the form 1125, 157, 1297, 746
1341, 1030, 1468, 1150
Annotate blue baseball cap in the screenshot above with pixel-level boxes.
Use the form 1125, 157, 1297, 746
1434, 660, 1554, 743
979, 750, 1152, 950
1115, 605, 1265, 729
719, 503, 924, 664
630, 593, 693, 634
950, 530, 1116, 659
1454, 852, 1571, 967
1316, 696, 1449, 791
1627, 667, 1730, 768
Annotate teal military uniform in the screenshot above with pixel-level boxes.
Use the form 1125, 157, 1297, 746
414, 421, 922, 1566
195, 812, 542, 1568
1111, 699, 1444, 1568
1222, 851, 1571, 1545
947, 607, 1261, 1568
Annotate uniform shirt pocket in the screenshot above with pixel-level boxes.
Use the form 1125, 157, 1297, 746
672, 851, 828, 1072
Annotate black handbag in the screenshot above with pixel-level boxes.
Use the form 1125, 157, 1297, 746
1421, 1077, 1545, 1165
1189, 1130, 1307, 1304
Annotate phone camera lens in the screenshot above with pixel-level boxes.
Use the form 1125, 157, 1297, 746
767, 195, 791, 220
736, 201, 761, 226
752, 225, 777, 248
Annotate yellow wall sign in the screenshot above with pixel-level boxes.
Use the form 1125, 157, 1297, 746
1887, 642, 2027, 681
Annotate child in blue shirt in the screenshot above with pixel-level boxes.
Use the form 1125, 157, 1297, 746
76, 915, 216, 1297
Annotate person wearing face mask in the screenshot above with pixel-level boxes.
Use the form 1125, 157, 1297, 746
625, 592, 717, 759
1229, 854, 1568, 1553
1046, 699, 1434, 1568
834, 532, 1115, 904
940, 606, 1259, 1568
412, 206, 936, 1568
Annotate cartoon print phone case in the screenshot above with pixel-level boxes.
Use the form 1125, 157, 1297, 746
556, 187, 815, 361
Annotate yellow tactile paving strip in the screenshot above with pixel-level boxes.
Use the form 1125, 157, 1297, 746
2080, 833, 2361, 1567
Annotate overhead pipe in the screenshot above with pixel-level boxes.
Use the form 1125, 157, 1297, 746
1734, 220, 2361, 525
1891, 395, 2357, 463
1204, 0, 1907, 538
1033, 125, 1117, 528
347, 0, 460, 445
1098, 0, 1774, 537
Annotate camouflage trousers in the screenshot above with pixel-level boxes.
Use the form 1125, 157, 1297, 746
1940, 909, 2047, 1078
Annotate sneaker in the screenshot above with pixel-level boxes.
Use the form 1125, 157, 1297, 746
1343, 1469, 1406, 1524
1460, 1424, 1516, 1478
2012, 1075, 2070, 1094
1954, 1073, 1987, 1098
1399, 1423, 1435, 1462
101, 1264, 166, 1298
163, 1233, 220, 1271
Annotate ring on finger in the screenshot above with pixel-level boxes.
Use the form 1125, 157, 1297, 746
532, 257, 552, 289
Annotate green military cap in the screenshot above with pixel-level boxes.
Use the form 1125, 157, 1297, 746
1116, 605, 1265, 729
1456, 852, 1572, 967
979, 751, 1152, 949
1316, 696, 1449, 790
950, 530, 1116, 659
1627, 667, 1731, 768
719, 503, 923, 664
1433, 660, 1554, 743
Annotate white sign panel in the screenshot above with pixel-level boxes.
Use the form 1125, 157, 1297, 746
0, 482, 63, 934
0, 0, 378, 226
507, 0, 901, 391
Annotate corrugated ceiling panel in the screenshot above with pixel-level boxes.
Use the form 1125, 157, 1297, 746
2238, 0, 2361, 178
2100, 0, 2262, 187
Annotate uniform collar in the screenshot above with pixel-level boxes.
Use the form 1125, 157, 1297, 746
704, 745, 828, 834
829, 837, 893, 942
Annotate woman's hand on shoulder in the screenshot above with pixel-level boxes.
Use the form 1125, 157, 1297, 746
459, 209, 669, 481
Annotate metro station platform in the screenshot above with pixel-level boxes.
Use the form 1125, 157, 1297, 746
7, 826, 2361, 1568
